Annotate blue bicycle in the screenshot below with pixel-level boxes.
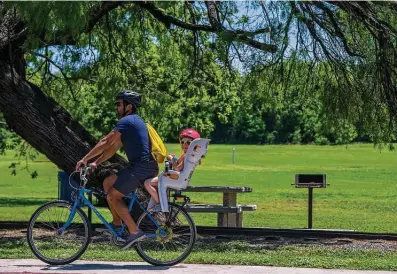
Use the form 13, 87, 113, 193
26, 167, 196, 266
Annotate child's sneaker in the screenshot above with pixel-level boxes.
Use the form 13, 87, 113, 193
148, 204, 162, 212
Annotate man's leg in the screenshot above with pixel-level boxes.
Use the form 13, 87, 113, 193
112, 165, 158, 249
103, 175, 122, 226
107, 188, 139, 234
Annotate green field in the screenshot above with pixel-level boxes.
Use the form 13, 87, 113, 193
1, 144, 397, 233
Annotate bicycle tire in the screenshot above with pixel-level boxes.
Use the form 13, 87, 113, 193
135, 202, 196, 266
27, 200, 92, 265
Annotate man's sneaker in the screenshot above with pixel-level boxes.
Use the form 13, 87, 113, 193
120, 230, 145, 250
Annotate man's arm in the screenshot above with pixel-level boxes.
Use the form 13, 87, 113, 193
75, 131, 121, 170
94, 137, 122, 166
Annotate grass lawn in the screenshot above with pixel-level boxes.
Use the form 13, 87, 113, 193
2, 232, 397, 271
0, 143, 397, 232
1, 143, 397, 269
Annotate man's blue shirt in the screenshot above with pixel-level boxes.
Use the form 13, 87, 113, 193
113, 114, 151, 163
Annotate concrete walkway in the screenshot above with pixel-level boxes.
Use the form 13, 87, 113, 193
0, 259, 395, 274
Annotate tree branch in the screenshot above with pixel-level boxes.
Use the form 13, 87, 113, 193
135, 1, 277, 53
308, 2, 364, 58
39, 1, 127, 46
135, 1, 213, 31
30, 51, 81, 101
185, 1, 199, 71
290, 2, 334, 62
205, 1, 223, 30
0, 10, 26, 59
87, 1, 125, 33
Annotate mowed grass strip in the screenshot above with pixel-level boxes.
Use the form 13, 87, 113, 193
2, 236, 397, 271
0, 144, 396, 232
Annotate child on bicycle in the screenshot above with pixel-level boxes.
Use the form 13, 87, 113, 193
144, 128, 201, 212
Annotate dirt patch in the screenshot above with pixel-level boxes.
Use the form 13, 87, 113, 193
0, 229, 27, 238
198, 234, 397, 251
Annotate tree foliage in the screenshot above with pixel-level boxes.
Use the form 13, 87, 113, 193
1, 1, 397, 182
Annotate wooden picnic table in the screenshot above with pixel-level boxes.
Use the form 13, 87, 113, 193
181, 186, 256, 228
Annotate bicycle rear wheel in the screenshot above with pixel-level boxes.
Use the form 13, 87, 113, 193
135, 202, 196, 266
27, 201, 91, 265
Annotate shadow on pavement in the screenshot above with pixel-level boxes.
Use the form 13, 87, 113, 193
16, 263, 187, 271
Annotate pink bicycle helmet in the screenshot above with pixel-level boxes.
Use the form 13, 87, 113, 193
179, 128, 200, 140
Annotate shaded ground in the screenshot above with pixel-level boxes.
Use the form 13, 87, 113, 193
2, 228, 397, 252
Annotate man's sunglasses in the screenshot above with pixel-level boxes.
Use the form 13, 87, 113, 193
114, 101, 123, 107
180, 141, 191, 145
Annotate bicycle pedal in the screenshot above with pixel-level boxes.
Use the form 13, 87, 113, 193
100, 230, 112, 236
116, 237, 126, 243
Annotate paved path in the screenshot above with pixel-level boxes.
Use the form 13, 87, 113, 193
0, 259, 395, 274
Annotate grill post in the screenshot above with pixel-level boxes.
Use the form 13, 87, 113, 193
293, 174, 327, 229
308, 187, 313, 229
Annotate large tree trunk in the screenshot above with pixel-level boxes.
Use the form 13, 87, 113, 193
0, 10, 152, 215
0, 13, 132, 191
0, 58, 151, 227
0, 9, 129, 187
0, 60, 150, 218
0, 60, 130, 187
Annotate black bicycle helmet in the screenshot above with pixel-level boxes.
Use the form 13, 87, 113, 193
115, 90, 142, 107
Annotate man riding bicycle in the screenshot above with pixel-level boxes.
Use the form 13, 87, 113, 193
75, 90, 158, 249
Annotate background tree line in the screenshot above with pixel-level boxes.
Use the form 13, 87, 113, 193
1, 1, 397, 184
0, 57, 379, 149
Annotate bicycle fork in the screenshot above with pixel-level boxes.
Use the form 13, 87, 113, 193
57, 200, 80, 235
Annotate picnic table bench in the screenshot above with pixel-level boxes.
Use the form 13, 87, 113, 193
58, 172, 256, 228
175, 186, 257, 228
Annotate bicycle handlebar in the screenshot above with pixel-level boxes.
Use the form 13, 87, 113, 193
68, 166, 92, 191
79, 166, 91, 179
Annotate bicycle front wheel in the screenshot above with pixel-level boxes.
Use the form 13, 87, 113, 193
27, 201, 91, 265
135, 202, 196, 266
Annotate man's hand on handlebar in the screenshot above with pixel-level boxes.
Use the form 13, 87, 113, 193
75, 158, 87, 171
88, 162, 98, 172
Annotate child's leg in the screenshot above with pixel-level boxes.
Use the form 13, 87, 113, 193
147, 197, 157, 211
144, 177, 159, 204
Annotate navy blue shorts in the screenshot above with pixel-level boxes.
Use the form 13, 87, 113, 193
113, 161, 158, 195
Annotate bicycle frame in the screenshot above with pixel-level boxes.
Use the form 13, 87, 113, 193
59, 186, 163, 239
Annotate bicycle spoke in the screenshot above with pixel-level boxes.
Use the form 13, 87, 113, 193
35, 222, 56, 230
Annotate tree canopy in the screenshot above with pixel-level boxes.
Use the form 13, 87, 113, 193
1, 1, 397, 183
